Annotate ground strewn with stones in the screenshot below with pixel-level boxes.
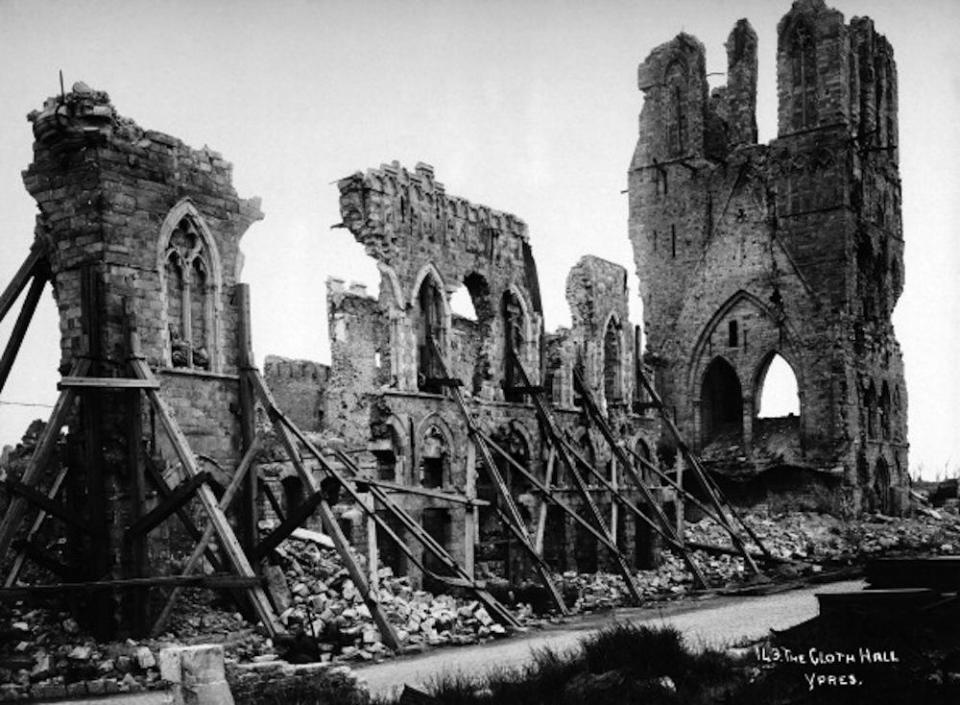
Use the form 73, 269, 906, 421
1, 504, 957, 700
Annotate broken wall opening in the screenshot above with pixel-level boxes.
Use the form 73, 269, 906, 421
701, 356, 743, 444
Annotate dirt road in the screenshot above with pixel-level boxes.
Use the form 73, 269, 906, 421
354, 579, 864, 699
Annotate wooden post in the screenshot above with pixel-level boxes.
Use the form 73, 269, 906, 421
364, 494, 379, 589
0, 246, 44, 323
534, 448, 555, 555
130, 357, 282, 636
124, 302, 148, 633
464, 442, 476, 579
0, 273, 45, 395
248, 372, 400, 648
80, 265, 113, 637
236, 284, 258, 559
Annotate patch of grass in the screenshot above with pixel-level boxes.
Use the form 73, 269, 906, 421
382, 623, 739, 705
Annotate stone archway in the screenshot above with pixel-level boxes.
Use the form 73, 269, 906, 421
701, 357, 743, 444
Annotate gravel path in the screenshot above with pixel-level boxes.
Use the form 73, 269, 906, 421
354, 579, 865, 699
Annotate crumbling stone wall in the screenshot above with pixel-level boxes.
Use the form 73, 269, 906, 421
628, 0, 907, 514
20, 84, 263, 630
316, 163, 665, 582
264, 356, 330, 433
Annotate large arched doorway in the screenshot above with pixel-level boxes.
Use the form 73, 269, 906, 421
701, 357, 743, 443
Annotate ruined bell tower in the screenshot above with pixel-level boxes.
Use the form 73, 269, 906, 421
628, 0, 907, 514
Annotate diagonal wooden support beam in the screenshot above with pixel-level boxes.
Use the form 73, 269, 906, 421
633, 366, 772, 567
0, 359, 88, 566
150, 439, 262, 637
332, 447, 520, 628
252, 490, 326, 561
506, 352, 644, 602
4, 479, 92, 534
4, 466, 69, 588
247, 369, 402, 650
0, 246, 44, 324
12, 539, 77, 580
129, 358, 282, 636
570, 365, 714, 585
127, 472, 210, 537
0, 273, 46, 395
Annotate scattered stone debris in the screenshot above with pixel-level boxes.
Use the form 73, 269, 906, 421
3, 503, 956, 700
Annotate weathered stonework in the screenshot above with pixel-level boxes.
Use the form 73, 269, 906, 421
304, 162, 664, 583
20, 84, 263, 632
628, 0, 907, 514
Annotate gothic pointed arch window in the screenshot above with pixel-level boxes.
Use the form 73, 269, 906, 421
160, 205, 221, 371
603, 316, 623, 406
416, 275, 446, 393
664, 60, 688, 157
502, 290, 526, 402
789, 22, 818, 129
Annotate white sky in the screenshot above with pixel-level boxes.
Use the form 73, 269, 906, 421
1, 0, 958, 479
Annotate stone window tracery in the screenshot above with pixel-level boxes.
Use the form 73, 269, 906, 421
790, 23, 817, 129
162, 214, 217, 371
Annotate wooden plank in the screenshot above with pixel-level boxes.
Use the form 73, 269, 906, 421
127, 472, 210, 536
509, 353, 643, 604
0, 273, 45, 395
150, 439, 262, 637
354, 478, 489, 506
4, 465, 69, 587
534, 448, 556, 555
58, 377, 160, 390
571, 366, 711, 586
0, 246, 44, 324
252, 490, 326, 560
0, 574, 264, 600
333, 448, 519, 628
248, 371, 402, 649
0, 359, 88, 564
4, 479, 92, 533
237, 286, 259, 557
464, 442, 476, 579
634, 366, 770, 567
12, 540, 76, 580
428, 337, 569, 615
130, 358, 283, 636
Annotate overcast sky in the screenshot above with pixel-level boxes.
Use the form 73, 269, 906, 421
1, 0, 958, 479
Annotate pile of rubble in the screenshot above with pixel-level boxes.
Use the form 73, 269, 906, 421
2, 504, 958, 695
268, 532, 527, 661
0, 611, 168, 701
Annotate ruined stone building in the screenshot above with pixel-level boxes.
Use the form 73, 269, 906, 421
267, 162, 664, 584
2, 0, 911, 632
628, 0, 907, 513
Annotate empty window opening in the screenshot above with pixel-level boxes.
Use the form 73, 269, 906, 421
864, 381, 877, 439
281, 476, 304, 514
664, 60, 687, 156
879, 381, 891, 440
671, 225, 677, 259
502, 291, 525, 402
603, 319, 623, 405
874, 457, 891, 514
728, 320, 739, 348
449, 285, 478, 321
416, 276, 445, 393
419, 426, 448, 488
790, 22, 817, 129
701, 357, 743, 443
421, 508, 454, 590
375, 511, 406, 577
756, 354, 800, 418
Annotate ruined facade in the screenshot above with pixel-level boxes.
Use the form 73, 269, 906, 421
297, 162, 664, 582
628, 0, 907, 513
